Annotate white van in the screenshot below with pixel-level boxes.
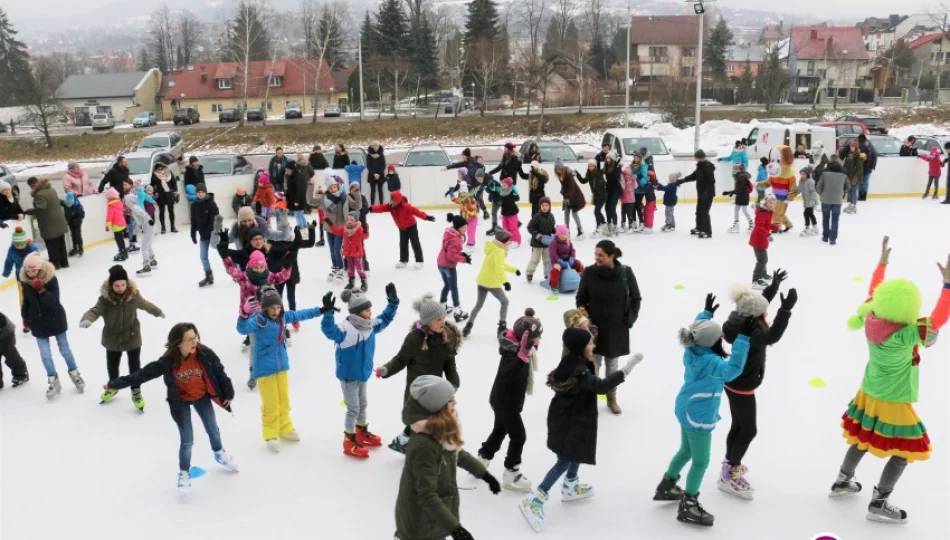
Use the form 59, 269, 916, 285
745, 123, 835, 161
601, 129, 674, 164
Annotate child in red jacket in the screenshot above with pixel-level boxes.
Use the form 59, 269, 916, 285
326, 211, 369, 292
919, 147, 944, 200
370, 190, 436, 269
749, 196, 780, 290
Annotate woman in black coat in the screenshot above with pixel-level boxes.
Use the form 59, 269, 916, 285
150, 163, 179, 234
332, 143, 350, 170
366, 142, 387, 205
268, 221, 317, 315
574, 240, 640, 415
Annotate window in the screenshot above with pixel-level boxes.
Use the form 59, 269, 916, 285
682, 47, 695, 57
807, 61, 815, 77
680, 66, 695, 77
235, 156, 250, 171
212, 104, 225, 112
217, 78, 232, 89
260, 101, 273, 111
727, 63, 734, 72
268, 76, 282, 87
649, 46, 667, 59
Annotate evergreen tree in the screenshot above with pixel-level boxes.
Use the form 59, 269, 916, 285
374, 0, 409, 58
542, 15, 562, 63
737, 60, 754, 103
225, 1, 271, 63
589, 35, 608, 79
0, 7, 31, 106
318, 5, 347, 69
137, 48, 150, 71
360, 10, 379, 58
464, 0, 501, 46
706, 18, 734, 83
411, 13, 439, 94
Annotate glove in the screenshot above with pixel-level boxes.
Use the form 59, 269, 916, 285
460, 252, 472, 264
558, 259, 568, 269
282, 251, 295, 269
768, 234, 774, 243
444, 188, 453, 198
503, 282, 511, 292
148, 220, 154, 226
704, 293, 719, 315
425, 215, 436, 222
621, 353, 644, 377
323, 217, 333, 227
322, 291, 339, 313
385, 282, 398, 303
309, 220, 318, 230
375, 366, 387, 378
31, 279, 43, 290
242, 298, 260, 317
191, 235, 197, 245
0, 222, 7, 229
450, 525, 475, 540
79, 319, 92, 329
515, 269, 521, 277
771, 268, 788, 287
568, 257, 574, 267
481, 471, 501, 494
722, 191, 732, 196
780, 288, 798, 311
160, 313, 166, 319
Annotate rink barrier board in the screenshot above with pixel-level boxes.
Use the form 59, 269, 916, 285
0, 156, 944, 292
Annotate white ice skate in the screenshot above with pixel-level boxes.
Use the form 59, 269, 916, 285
717, 461, 754, 500
68, 369, 85, 393
747, 220, 754, 232
177, 470, 192, 499
459, 455, 489, 490
519, 490, 547, 532
413, 262, 424, 270
503, 466, 533, 492
265, 439, 281, 453
867, 487, 907, 524
45, 375, 61, 400
214, 450, 239, 472
728, 222, 740, 234
561, 477, 595, 502
395, 261, 407, 269
639, 227, 653, 234
799, 226, 812, 237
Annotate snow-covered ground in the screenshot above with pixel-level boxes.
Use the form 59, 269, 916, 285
1, 199, 948, 540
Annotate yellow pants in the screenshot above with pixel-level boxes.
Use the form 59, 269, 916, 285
772, 200, 793, 229
17, 281, 23, 307
258, 371, 294, 441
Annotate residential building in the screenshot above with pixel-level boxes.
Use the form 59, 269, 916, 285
629, 15, 709, 82
908, 32, 950, 82
56, 69, 162, 126
759, 21, 788, 52
726, 42, 764, 78
156, 59, 345, 120
786, 26, 872, 103
860, 14, 941, 59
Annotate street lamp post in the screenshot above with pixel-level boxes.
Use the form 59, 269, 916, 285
624, 0, 631, 127
692, 0, 706, 153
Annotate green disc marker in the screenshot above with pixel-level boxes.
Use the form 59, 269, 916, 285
547, 295, 559, 301
340, 400, 346, 407
674, 284, 686, 290
598, 394, 607, 402
852, 276, 865, 283
808, 377, 827, 389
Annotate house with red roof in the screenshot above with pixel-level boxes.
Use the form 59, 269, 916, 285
156, 58, 347, 121
786, 26, 872, 103
629, 16, 709, 82
907, 32, 950, 83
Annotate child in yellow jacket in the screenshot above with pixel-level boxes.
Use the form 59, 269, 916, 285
462, 229, 521, 338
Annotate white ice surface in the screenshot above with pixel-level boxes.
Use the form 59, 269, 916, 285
1, 199, 948, 540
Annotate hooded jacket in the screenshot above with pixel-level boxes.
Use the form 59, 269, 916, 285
369, 191, 428, 230
724, 171, 752, 206
526, 209, 556, 248
489, 331, 533, 413
799, 177, 819, 208
3, 242, 38, 278
0, 194, 24, 222
366, 145, 386, 178
720, 148, 750, 170
61, 198, 85, 226
223, 256, 292, 310
674, 311, 750, 433
437, 226, 467, 269
27, 178, 69, 239
385, 172, 402, 192
558, 169, 586, 211
548, 235, 575, 266
577, 168, 606, 203
320, 298, 398, 381
477, 241, 519, 288
721, 284, 791, 392
528, 166, 548, 203
576, 262, 641, 358
332, 152, 350, 170
919, 148, 944, 177
237, 306, 323, 378
105, 197, 127, 232
381, 322, 462, 399
394, 397, 487, 540
254, 181, 277, 208
451, 190, 479, 220
816, 162, 849, 205
19, 260, 67, 338
190, 194, 219, 242
322, 189, 362, 230
749, 206, 779, 250
328, 222, 368, 257
680, 160, 717, 199
81, 280, 163, 351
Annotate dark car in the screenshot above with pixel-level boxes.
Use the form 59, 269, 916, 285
840, 115, 887, 135
173, 108, 200, 126
518, 139, 583, 162
246, 108, 265, 121
839, 134, 902, 156
219, 108, 240, 123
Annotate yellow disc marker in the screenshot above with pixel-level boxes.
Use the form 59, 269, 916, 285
808, 377, 827, 389
674, 284, 686, 290
852, 276, 865, 283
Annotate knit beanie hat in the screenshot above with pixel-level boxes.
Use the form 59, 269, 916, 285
504, 142, 516, 151
12, 226, 28, 247
23, 252, 43, 273
258, 176, 269, 186
410, 375, 456, 413
554, 156, 565, 171
513, 308, 543, 342
457, 167, 468, 177
105, 187, 120, 200
324, 171, 338, 188
729, 285, 770, 318
347, 210, 361, 221
800, 166, 813, 176
341, 289, 372, 315
246, 228, 264, 243
462, 147, 472, 158
248, 250, 266, 268
562, 327, 592, 357
448, 213, 468, 230
678, 319, 722, 348
387, 164, 396, 173
413, 293, 446, 326
694, 149, 706, 159
475, 168, 485, 178
195, 183, 207, 193
259, 285, 283, 310
587, 158, 597, 167
238, 206, 256, 223
65, 192, 76, 206
349, 181, 360, 192
0, 180, 10, 192
108, 264, 129, 285
501, 177, 513, 188
555, 224, 569, 236
494, 229, 512, 244
538, 196, 551, 209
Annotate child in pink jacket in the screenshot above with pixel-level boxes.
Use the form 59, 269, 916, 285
548, 225, 585, 291
620, 165, 639, 233
919, 147, 944, 200
104, 188, 128, 261
436, 214, 472, 322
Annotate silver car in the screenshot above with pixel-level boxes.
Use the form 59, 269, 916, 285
100, 149, 182, 189
400, 145, 451, 167
91, 113, 115, 130
132, 111, 157, 128
138, 131, 184, 161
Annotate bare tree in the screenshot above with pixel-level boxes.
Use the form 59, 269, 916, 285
300, 0, 349, 122
178, 10, 201, 66
519, 0, 548, 117
225, 0, 274, 127
148, 5, 176, 72
580, 0, 604, 45
17, 57, 64, 149
470, 39, 505, 116
551, 0, 576, 44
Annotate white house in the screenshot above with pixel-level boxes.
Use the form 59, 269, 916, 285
56, 69, 162, 126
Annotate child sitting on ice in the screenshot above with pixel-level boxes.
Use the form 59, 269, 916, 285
547, 225, 585, 293
232, 186, 252, 216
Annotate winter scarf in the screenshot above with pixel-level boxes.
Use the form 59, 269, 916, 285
344, 220, 360, 237
347, 313, 375, 332
246, 267, 269, 287
154, 167, 172, 193
506, 328, 539, 396
499, 184, 514, 198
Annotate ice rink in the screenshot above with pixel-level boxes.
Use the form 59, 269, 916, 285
1, 198, 948, 540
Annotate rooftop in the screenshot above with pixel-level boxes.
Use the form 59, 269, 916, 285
56, 71, 154, 100
790, 26, 871, 61
629, 15, 709, 46
158, 59, 337, 101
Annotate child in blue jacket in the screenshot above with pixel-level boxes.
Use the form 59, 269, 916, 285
236, 285, 323, 452
718, 140, 749, 174
653, 294, 750, 528
755, 157, 769, 204
344, 161, 365, 185
2, 226, 39, 331
320, 284, 399, 459
655, 172, 682, 232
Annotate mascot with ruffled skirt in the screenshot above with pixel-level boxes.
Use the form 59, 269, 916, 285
757, 145, 797, 232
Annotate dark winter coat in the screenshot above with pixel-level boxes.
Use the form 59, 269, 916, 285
61, 200, 85, 226
576, 262, 641, 358
381, 322, 462, 401
27, 178, 69, 239
498, 187, 520, 217
19, 261, 67, 338
680, 160, 717, 200
267, 226, 317, 285
107, 345, 235, 424
721, 284, 791, 392
546, 353, 625, 464
0, 195, 24, 221
332, 153, 350, 170
309, 152, 330, 171
149, 172, 178, 196
528, 167, 548, 203
190, 194, 219, 242
899, 143, 918, 157
0, 311, 15, 341
724, 171, 752, 206
603, 164, 623, 197
98, 164, 130, 193
394, 397, 487, 540
488, 154, 528, 184
268, 155, 289, 184
286, 168, 311, 212
80, 280, 164, 352
839, 142, 877, 174
526, 210, 556, 248
489, 333, 531, 413
366, 145, 386, 179
231, 194, 252, 216
577, 168, 606, 204
183, 164, 205, 188
386, 172, 402, 192
558, 170, 586, 211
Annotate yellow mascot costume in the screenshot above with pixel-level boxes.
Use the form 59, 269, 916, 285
757, 145, 797, 231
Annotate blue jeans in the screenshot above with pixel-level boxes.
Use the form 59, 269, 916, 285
127, 217, 136, 241
861, 172, 871, 195
294, 210, 307, 229
821, 203, 841, 242
35, 333, 78, 377
605, 192, 620, 225
847, 183, 859, 205
199, 239, 211, 272
438, 266, 459, 307
326, 231, 344, 269
176, 395, 223, 472
538, 457, 580, 493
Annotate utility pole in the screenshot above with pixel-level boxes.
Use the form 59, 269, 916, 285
624, 0, 631, 127
935, 14, 948, 106
358, 35, 365, 121
693, 1, 706, 152
648, 16, 655, 111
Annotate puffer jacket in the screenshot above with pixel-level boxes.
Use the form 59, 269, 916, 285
577, 168, 606, 204
394, 397, 487, 540
724, 171, 752, 206
920, 148, 944, 176
366, 144, 386, 179
452, 190, 478, 220
526, 209, 556, 248
62, 199, 85, 226
223, 256, 291, 311
721, 284, 791, 392
328, 222, 368, 258
381, 322, 462, 400
190, 194, 219, 242
80, 280, 163, 351
105, 198, 127, 232
680, 160, 717, 200
477, 241, 519, 288
489, 331, 531, 413
749, 206, 779, 250
320, 299, 398, 381
236, 307, 323, 379
498, 186, 520, 217
800, 177, 819, 208
558, 169, 586, 211
370, 191, 428, 230
19, 260, 67, 338
3, 242, 38, 278
548, 236, 575, 266
674, 311, 750, 433
528, 167, 548, 203
437, 227, 467, 269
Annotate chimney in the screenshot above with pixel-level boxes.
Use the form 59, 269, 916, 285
827, 36, 834, 50
810, 29, 818, 40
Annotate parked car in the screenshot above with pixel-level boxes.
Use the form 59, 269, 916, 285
324, 103, 341, 118
839, 134, 902, 156
0, 123, 9, 134
699, 99, 722, 107
101, 149, 182, 187
817, 121, 869, 153
400, 145, 451, 167
285, 101, 302, 119
219, 108, 240, 123
173, 108, 200, 126
912, 134, 950, 156
839, 114, 888, 135
483, 95, 514, 110
138, 131, 184, 161
132, 111, 157, 128
91, 113, 115, 130
200, 154, 255, 176
518, 139, 583, 163
0, 163, 17, 199
246, 108, 265, 122
601, 129, 674, 163
744, 123, 836, 160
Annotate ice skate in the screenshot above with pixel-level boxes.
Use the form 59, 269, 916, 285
127, 243, 140, 253
639, 227, 653, 234
677, 493, 714, 527
526, 273, 533, 284
452, 307, 469, 323
136, 264, 151, 276
561, 477, 594, 501
344, 278, 355, 290
690, 228, 699, 235
356, 424, 382, 447
68, 369, 84, 393
590, 225, 603, 238
635, 222, 645, 233
132, 389, 145, 412
198, 271, 213, 287
413, 262, 424, 270
728, 222, 740, 234
214, 449, 239, 472
747, 219, 754, 232
654, 474, 685, 501
485, 224, 498, 236
829, 471, 862, 498
45, 375, 61, 400
99, 389, 117, 403
360, 279, 368, 292
247, 376, 256, 389
717, 461, 754, 500
177, 470, 192, 499
11, 375, 28, 387
113, 251, 128, 262
68, 247, 79, 257
150, 258, 158, 268
388, 432, 409, 454
460, 455, 489, 490
575, 229, 585, 240
519, 489, 547, 532
395, 261, 407, 269
503, 466, 532, 492
697, 231, 712, 239
799, 226, 811, 237
462, 322, 473, 337
867, 487, 907, 524
343, 432, 370, 458
265, 439, 280, 453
